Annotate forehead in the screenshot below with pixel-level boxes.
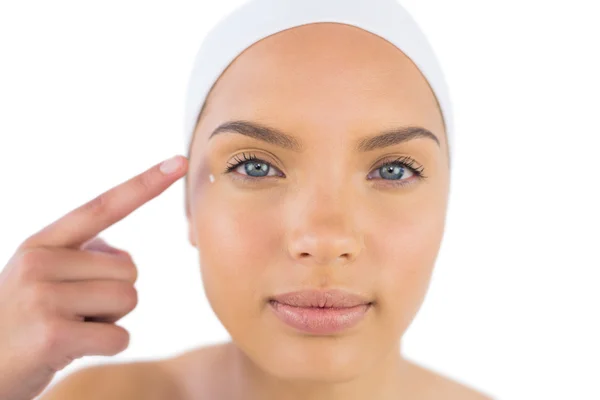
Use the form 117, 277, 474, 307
200, 22, 445, 145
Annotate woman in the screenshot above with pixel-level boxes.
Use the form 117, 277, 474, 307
0, 0, 493, 399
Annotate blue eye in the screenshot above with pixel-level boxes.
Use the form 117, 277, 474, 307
366, 156, 426, 185
224, 153, 282, 178
373, 164, 411, 180
224, 153, 426, 186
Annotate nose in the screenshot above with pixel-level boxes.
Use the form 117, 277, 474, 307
286, 188, 364, 267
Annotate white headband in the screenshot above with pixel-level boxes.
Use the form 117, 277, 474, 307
183, 0, 453, 159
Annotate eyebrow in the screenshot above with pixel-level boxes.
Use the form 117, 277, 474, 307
208, 120, 440, 152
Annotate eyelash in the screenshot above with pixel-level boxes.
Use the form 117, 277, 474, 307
223, 152, 427, 188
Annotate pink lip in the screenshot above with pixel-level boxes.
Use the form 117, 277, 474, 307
268, 289, 373, 335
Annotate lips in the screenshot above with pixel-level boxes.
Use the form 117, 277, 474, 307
271, 289, 371, 308
268, 289, 373, 335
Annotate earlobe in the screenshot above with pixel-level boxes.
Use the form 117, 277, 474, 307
187, 218, 197, 247
185, 205, 198, 247
188, 232, 197, 247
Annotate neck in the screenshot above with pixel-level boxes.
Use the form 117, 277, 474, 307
225, 341, 411, 400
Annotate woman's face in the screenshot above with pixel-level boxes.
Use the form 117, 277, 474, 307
186, 22, 449, 381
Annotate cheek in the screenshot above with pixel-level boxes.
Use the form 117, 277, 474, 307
192, 185, 284, 324
375, 195, 446, 331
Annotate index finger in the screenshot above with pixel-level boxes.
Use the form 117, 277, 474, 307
19, 155, 188, 251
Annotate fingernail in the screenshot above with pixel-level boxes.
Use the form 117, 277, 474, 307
160, 155, 182, 174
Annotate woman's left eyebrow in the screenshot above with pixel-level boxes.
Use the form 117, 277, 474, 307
208, 120, 440, 152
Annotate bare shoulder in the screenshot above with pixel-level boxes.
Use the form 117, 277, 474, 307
39, 360, 184, 400
403, 359, 495, 400
41, 342, 231, 400
160, 342, 233, 399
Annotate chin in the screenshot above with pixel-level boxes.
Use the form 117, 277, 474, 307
233, 325, 387, 383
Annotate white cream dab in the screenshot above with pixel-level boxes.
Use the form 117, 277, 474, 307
209, 174, 215, 183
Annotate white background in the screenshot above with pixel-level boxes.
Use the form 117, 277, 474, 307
1, 1, 599, 399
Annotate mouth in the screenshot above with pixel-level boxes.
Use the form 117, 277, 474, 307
268, 289, 374, 335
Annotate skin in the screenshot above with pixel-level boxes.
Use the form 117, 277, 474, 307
180, 22, 478, 399
41, 22, 491, 400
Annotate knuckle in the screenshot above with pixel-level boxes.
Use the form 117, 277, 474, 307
122, 261, 138, 283
18, 249, 50, 281
16, 237, 35, 252
131, 265, 138, 283
112, 282, 138, 311
111, 255, 138, 283
103, 325, 130, 355
26, 283, 55, 312
82, 193, 110, 218
125, 285, 138, 310
110, 326, 130, 354
133, 171, 155, 193
37, 317, 66, 355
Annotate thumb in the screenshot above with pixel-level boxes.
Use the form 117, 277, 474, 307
81, 237, 131, 259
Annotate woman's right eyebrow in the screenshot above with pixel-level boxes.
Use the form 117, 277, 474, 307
208, 120, 440, 153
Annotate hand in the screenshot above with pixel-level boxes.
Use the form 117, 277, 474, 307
0, 155, 188, 400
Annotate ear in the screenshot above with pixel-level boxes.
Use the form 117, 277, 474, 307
186, 203, 197, 248
187, 222, 197, 247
